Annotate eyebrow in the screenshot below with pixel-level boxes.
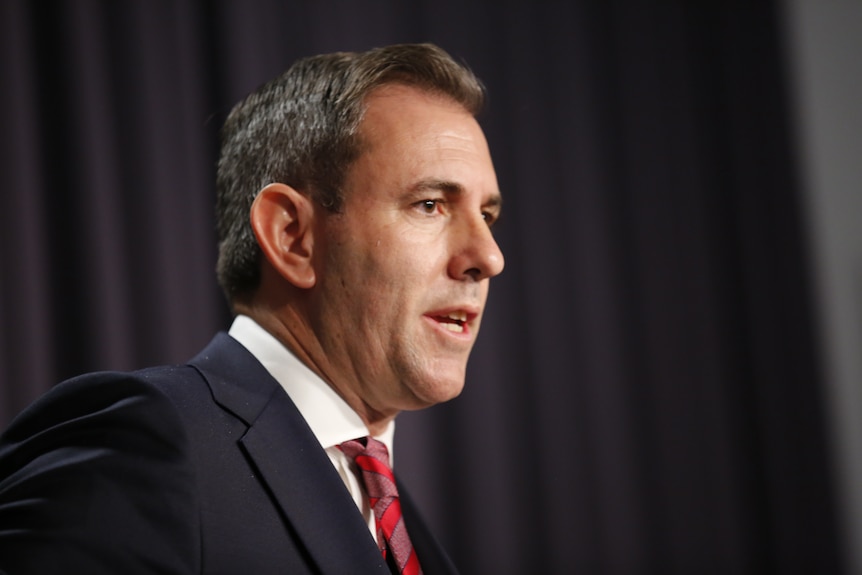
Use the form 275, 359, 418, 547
410, 178, 503, 210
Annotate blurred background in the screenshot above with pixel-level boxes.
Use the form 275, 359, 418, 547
0, 1, 859, 574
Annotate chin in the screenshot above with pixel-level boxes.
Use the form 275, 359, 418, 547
407, 375, 466, 409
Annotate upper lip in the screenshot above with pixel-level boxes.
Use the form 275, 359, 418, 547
425, 306, 480, 324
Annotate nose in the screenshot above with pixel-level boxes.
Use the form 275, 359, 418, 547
449, 214, 505, 282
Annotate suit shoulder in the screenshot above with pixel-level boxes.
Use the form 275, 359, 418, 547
0, 368, 202, 573
1, 365, 205, 444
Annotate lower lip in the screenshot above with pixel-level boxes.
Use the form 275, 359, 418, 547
423, 315, 473, 340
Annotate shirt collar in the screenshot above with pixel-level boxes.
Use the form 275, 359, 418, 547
227, 315, 395, 455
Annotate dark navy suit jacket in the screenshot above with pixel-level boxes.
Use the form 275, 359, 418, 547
0, 333, 458, 574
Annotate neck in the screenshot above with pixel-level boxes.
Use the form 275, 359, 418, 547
232, 301, 397, 436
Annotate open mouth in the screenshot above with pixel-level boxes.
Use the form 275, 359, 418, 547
433, 311, 468, 333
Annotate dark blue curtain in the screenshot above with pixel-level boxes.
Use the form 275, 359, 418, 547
0, 1, 842, 573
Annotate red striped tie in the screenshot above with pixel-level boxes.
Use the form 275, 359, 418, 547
340, 437, 423, 575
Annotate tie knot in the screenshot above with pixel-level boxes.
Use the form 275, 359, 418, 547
340, 436, 391, 468
339, 437, 398, 501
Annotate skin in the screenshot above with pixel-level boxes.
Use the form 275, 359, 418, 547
243, 84, 504, 435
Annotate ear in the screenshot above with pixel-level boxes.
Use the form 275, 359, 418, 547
250, 183, 317, 289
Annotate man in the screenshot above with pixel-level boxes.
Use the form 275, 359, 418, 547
0, 43, 504, 574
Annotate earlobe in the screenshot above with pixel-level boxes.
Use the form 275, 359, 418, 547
250, 183, 317, 289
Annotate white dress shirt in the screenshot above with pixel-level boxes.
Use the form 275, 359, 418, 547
228, 314, 394, 541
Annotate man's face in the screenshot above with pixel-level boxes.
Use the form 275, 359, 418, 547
309, 84, 504, 421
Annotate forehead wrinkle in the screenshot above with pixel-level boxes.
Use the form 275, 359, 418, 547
411, 178, 463, 195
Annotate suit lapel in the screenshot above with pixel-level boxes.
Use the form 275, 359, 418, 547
240, 396, 390, 574
190, 334, 390, 574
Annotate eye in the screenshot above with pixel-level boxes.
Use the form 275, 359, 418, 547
415, 199, 442, 214
482, 210, 499, 228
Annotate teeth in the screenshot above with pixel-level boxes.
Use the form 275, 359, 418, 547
446, 311, 468, 322
439, 311, 467, 333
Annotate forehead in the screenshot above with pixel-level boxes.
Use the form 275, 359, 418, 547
359, 83, 477, 138
353, 84, 499, 191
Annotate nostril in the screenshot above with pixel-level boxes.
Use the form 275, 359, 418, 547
463, 267, 481, 280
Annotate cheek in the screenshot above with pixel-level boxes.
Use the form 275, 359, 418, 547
328, 249, 405, 318
327, 223, 447, 310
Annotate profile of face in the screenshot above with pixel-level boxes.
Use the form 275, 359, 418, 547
309, 84, 505, 424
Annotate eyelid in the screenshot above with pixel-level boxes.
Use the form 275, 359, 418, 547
413, 198, 445, 214
409, 196, 500, 225
483, 211, 499, 227
483, 205, 502, 224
